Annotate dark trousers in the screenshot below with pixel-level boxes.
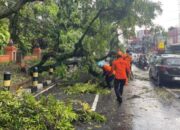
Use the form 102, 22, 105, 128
114, 79, 126, 99
105, 75, 114, 89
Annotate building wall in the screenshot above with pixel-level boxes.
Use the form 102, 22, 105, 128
137, 30, 150, 40
168, 27, 180, 44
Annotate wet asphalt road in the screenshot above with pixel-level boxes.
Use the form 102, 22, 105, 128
94, 66, 180, 130
42, 65, 180, 130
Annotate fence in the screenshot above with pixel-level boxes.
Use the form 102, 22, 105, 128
0, 45, 41, 63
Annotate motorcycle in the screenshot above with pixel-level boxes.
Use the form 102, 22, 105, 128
138, 57, 149, 70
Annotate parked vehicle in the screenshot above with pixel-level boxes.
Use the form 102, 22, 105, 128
137, 54, 149, 70
131, 53, 139, 64
149, 54, 180, 85
165, 44, 180, 54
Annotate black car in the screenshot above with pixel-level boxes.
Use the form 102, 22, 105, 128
149, 54, 180, 85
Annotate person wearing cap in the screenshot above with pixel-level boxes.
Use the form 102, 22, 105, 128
122, 54, 130, 85
126, 49, 133, 79
97, 61, 115, 89
126, 49, 133, 70
112, 51, 130, 103
102, 64, 115, 89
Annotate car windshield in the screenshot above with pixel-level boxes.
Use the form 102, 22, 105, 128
164, 58, 180, 66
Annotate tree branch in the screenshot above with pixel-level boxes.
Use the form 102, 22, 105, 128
74, 8, 104, 53
0, 0, 43, 19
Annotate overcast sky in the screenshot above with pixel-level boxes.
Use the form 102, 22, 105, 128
152, 0, 179, 30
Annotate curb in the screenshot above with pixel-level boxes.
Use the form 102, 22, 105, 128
16, 80, 54, 96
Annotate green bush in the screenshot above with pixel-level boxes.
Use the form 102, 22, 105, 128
54, 65, 68, 79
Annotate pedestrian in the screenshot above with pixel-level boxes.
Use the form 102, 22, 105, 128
125, 50, 134, 80
102, 64, 115, 89
126, 50, 133, 70
112, 51, 130, 103
122, 54, 130, 85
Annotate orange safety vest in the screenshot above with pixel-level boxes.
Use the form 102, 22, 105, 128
112, 58, 130, 80
123, 54, 132, 85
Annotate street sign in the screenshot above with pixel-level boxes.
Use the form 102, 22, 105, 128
158, 41, 165, 50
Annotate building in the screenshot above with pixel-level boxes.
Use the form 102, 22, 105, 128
136, 30, 151, 40
168, 27, 180, 44
128, 29, 152, 53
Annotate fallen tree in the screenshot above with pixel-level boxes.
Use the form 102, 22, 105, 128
1, 0, 162, 77
28, 0, 161, 77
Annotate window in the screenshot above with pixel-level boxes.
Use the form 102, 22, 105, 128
163, 58, 180, 66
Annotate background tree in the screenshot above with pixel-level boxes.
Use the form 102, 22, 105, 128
0, 0, 44, 19
0, 0, 162, 77
0, 19, 10, 54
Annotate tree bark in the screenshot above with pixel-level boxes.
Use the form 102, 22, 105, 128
9, 13, 19, 44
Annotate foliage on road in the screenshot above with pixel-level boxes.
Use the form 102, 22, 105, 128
54, 64, 68, 79
0, 91, 106, 130
64, 83, 111, 95
74, 100, 106, 123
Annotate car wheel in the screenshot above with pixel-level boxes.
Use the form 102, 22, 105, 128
157, 74, 163, 87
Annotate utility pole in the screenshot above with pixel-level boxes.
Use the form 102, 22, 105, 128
178, 0, 180, 27
178, 0, 180, 43
179, 0, 180, 27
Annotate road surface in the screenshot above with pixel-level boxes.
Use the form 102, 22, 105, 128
42, 65, 180, 130
94, 66, 180, 130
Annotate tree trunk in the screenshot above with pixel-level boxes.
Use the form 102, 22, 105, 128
9, 13, 19, 44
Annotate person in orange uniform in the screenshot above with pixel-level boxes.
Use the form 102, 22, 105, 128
112, 51, 130, 103
126, 50, 133, 79
126, 50, 133, 71
102, 64, 115, 89
122, 54, 130, 85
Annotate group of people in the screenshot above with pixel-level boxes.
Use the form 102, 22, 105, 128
98, 50, 132, 104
